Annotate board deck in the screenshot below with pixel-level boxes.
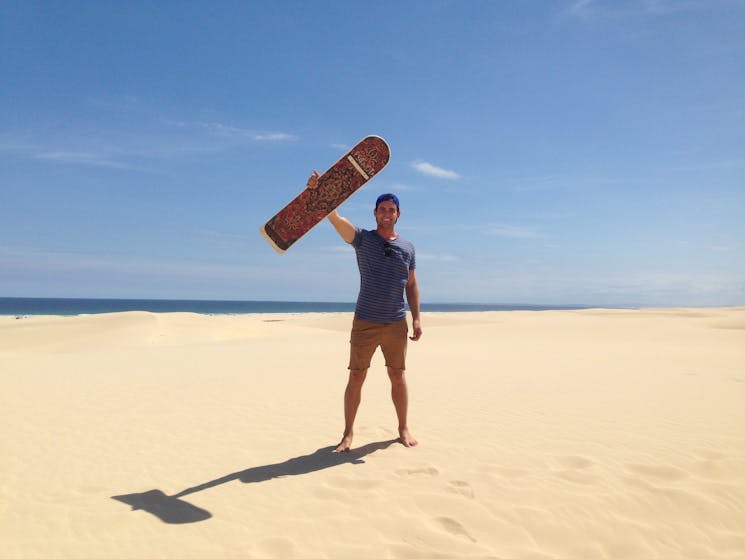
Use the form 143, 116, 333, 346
260, 136, 390, 253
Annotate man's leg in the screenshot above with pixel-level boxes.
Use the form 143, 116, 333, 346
335, 368, 367, 452
387, 367, 417, 447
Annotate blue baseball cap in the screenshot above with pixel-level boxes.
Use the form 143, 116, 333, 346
375, 193, 400, 210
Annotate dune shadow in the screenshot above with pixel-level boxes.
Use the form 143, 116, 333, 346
111, 438, 398, 524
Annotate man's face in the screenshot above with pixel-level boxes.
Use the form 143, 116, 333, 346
374, 201, 399, 227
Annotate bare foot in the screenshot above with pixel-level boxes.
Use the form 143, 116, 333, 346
399, 427, 418, 447
334, 434, 353, 453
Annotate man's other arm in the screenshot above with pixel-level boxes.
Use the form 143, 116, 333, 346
406, 269, 422, 341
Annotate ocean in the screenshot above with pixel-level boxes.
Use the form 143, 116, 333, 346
0, 297, 588, 317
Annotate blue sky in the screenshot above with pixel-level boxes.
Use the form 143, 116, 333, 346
1, 0, 743, 306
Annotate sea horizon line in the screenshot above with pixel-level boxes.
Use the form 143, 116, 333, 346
0, 296, 599, 317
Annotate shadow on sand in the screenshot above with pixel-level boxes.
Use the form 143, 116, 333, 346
111, 439, 398, 524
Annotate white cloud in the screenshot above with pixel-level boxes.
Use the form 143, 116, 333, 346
197, 121, 297, 142
387, 182, 419, 192
483, 224, 543, 239
417, 252, 460, 262
252, 132, 297, 141
3, 117, 297, 172
709, 245, 733, 253
569, 0, 595, 15
565, 0, 612, 19
0, 245, 279, 281
642, 0, 709, 15
567, 0, 707, 19
411, 161, 461, 180
33, 151, 131, 169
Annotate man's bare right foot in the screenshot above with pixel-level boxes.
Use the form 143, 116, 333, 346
334, 435, 353, 453
399, 427, 418, 448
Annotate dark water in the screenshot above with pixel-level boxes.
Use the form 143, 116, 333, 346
0, 297, 590, 316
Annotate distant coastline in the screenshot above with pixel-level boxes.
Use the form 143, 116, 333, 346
0, 297, 592, 317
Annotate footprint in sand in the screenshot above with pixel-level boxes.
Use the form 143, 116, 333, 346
626, 463, 688, 481
326, 476, 382, 490
694, 449, 725, 460
433, 516, 477, 542
445, 480, 475, 499
258, 537, 296, 558
395, 465, 439, 477
555, 455, 594, 469
553, 456, 597, 484
313, 486, 344, 501
487, 466, 530, 479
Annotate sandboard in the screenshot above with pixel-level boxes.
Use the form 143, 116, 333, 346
260, 135, 390, 253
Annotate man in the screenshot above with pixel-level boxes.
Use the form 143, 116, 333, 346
307, 171, 422, 452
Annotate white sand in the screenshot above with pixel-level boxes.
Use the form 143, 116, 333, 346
1, 308, 744, 558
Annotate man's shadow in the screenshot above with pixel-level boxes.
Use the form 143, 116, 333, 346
111, 439, 397, 524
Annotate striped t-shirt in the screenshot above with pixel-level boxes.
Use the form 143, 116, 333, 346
351, 228, 416, 323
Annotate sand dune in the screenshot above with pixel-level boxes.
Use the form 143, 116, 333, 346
1, 308, 744, 558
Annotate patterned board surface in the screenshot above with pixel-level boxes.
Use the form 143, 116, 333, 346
260, 136, 390, 252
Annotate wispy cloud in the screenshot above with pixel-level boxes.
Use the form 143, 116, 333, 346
411, 161, 461, 180
321, 244, 354, 255
253, 132, 297, 141
569, 0, 595, 15
483, 224, 544, 239
594, 271, 745, 303
1, 116, 298, 170
708, 245, 733, 253
33, 151, 131, 169
641, 0, 710, 15
417, 252, 460, 262
0, 135, 138, 169
494, 175, 564, 194
566, 0, 708, 19
0, 245, 280, 281
191, 229, 257, 250
387, 182, 419, 192
195, 121, 297, 142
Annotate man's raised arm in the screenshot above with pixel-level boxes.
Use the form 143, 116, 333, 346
327, 210, 356, 243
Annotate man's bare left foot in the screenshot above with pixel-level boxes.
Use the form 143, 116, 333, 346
334, 435, 353, 453
399, 428, 418, 447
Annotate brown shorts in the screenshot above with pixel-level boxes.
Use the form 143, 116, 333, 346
348, 316, 408, 371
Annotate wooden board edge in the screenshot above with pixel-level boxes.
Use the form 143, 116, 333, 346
259, 225, 286, 254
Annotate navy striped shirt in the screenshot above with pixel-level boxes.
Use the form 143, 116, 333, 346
351, 228, 416, 323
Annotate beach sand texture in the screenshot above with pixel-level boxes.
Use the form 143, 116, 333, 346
1, 308, 744, 559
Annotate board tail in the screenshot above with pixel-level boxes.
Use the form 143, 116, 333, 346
259, 225, 286, 254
